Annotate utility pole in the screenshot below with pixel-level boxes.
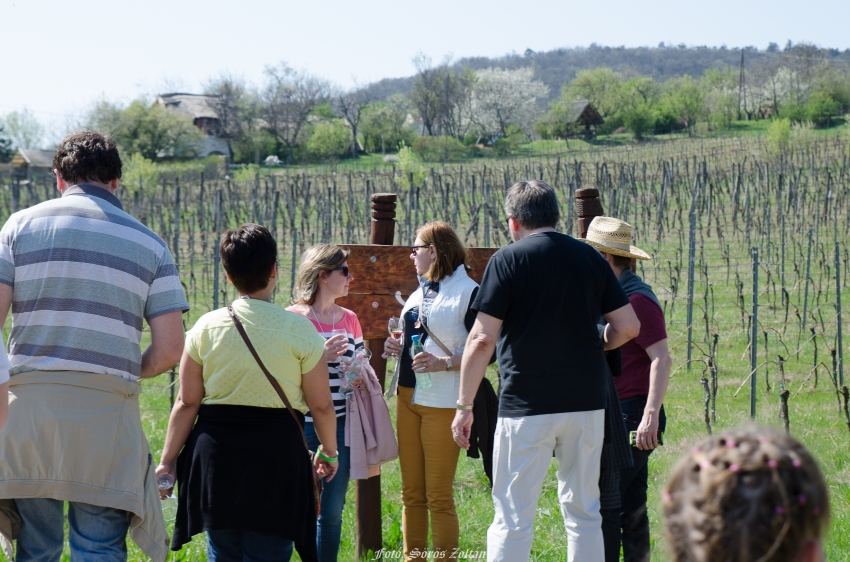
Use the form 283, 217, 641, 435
738, 48, 746, 121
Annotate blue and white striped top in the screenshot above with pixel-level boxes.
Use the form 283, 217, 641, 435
0, 184, 190, 381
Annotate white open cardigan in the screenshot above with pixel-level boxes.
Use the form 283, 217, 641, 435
398, 265, 478, 409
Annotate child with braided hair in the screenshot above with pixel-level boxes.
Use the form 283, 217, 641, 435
662, 427, 829, 562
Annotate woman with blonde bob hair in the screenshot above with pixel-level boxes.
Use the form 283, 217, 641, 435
383, 221, 480, 561
287, 244, 364, 562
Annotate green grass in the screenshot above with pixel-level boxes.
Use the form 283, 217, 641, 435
236, 119, 848, 179
139, 247, 850, 561
8, 129, 850, 561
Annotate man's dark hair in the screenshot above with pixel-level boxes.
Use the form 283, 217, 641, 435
610, 253, 632, 271
504, 180, 560, 230
53, 130, 122, 185
219, 224, 278, 294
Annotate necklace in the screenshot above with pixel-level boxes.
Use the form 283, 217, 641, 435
310, 304, 337, 331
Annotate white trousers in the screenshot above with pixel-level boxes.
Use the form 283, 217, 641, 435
487, 409, 605, 562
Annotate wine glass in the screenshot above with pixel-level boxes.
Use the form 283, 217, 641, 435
387, 316, 403, 358
330, 328, 349, 362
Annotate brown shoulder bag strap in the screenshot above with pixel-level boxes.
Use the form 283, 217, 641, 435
419, 321, 453, 357
227, 305, 310, 452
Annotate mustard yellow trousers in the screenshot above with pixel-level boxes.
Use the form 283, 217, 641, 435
396, 386, 461, 561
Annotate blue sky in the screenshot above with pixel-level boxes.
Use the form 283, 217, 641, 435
1, 0, 848, 141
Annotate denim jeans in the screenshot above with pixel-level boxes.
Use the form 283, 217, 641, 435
15, 498, 129, 562
304, 415, 351, 562
206, 529, 293, 562
601, 396, 667, 562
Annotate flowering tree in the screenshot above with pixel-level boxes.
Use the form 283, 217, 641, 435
470, 67, 549, 138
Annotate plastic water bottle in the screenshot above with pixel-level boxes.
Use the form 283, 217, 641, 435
410, 334, 431, 389
339, 353, 363, 398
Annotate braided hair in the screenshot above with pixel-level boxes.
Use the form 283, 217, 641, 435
663, 427, 829, 562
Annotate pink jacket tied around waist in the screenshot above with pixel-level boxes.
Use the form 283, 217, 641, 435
345, 362, 398, 479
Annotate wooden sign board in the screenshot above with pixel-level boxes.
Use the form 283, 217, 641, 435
335, 244, 499, 340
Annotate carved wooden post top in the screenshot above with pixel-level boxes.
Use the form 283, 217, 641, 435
370, 193, 397, 246
371, 193, 397, 216
575, 187, 602, 239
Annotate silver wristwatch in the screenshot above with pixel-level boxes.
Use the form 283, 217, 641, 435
445, 356, 453, 370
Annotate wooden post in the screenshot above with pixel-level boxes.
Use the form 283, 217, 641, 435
356, 192, 397, 559
171, 180, 181, 408
575, 187, 603, 240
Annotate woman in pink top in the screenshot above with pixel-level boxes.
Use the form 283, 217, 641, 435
287, 244, 364, 562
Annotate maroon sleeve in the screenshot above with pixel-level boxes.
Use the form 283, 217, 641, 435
630, 293, 667, 349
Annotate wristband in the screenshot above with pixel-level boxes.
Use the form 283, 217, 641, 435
317, 446, 339, 463
456, 401, 474, 411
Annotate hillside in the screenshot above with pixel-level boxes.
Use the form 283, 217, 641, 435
368, 42, 850, 102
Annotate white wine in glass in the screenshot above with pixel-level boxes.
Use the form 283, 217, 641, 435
330, 328, 349, 362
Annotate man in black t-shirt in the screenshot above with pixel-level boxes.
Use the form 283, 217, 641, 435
451, 181, 640, 562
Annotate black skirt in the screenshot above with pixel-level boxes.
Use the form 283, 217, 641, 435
172, 404, 317, 562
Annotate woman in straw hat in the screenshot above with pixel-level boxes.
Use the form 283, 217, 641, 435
583, 216, 672, 562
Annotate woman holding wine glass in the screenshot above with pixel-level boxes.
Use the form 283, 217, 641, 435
383, 221, 480, 561
287, 244, 364, 562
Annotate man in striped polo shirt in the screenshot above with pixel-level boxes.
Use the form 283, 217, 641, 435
0, 131, 188, 562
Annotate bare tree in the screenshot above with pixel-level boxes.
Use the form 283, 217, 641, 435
262, 62, 331, 163
409, 53, 476, 139
336, 83, 376, 159
440, 68, 476, 140
410, 53, 443, 136
204, 73, 251, 157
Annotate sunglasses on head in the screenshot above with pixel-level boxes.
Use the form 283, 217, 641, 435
332, 266, 350, 277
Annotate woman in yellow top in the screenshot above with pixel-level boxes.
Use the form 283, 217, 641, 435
156, 224, 338, 562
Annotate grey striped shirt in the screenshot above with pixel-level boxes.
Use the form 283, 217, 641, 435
0, 184, 189, 380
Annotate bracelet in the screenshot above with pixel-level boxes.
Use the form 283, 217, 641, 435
317, 446, 339, 463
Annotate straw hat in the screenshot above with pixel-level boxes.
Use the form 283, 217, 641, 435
582, 216, 652, 260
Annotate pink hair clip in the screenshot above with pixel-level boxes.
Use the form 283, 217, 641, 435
767, 460, 778, 469
728, 464, 740, 472
726, 440, 737, 448
700, 461, 712, 469
792, 460, 802, 468
663, 492, 672, 500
